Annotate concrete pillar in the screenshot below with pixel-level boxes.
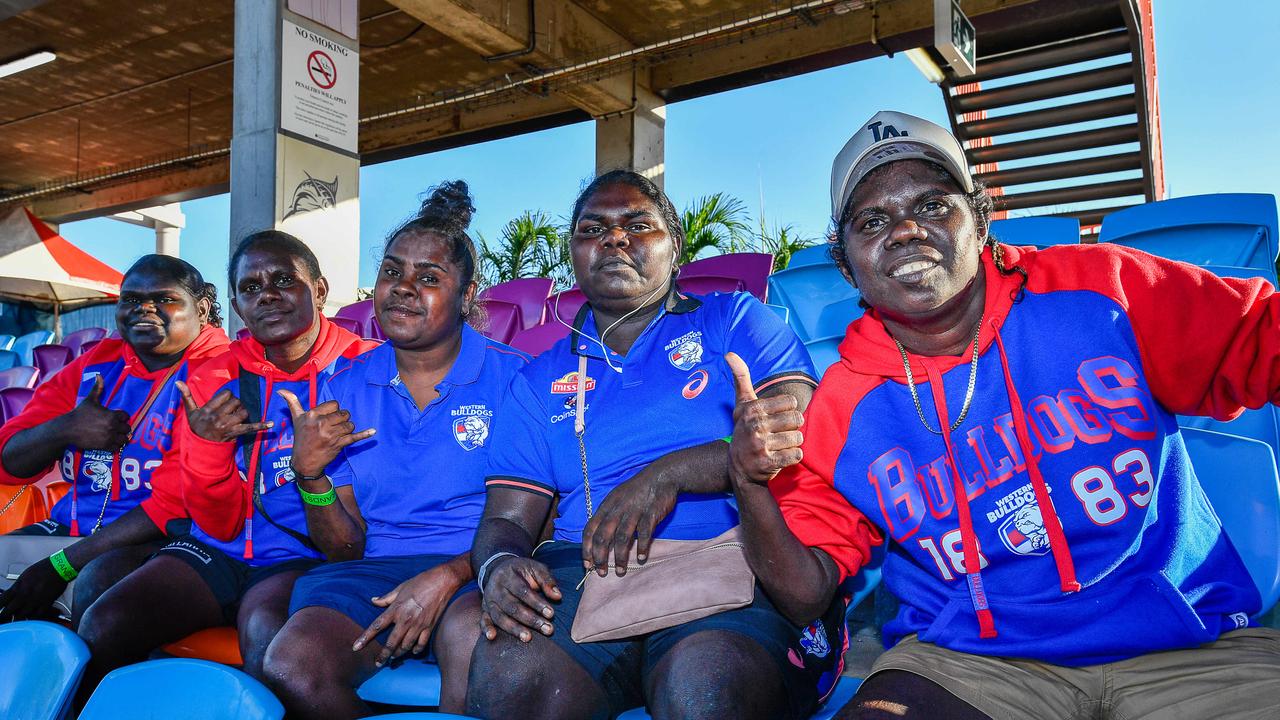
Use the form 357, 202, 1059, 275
229, 0, 360, 332
155, 225, 180, 256
595, 84, 666, 188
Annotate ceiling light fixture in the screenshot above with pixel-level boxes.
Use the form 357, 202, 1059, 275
905, 47, 945, 84
0, 51, 56, 80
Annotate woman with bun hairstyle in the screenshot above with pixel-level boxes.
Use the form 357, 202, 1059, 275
76, 231, 378, 695
261, 181, 529, 718
0, 254, 228, 623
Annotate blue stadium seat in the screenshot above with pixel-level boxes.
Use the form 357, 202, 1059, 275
767, 265, 857, 343
815, 296, 863, 340
1182, 427, 1280, 613
12, 330, 53, 366
0, 334, 14, 351
78, 658, 284, 720
765, 303, 790, 325
805, 335, 844, 378
0, 620, 90, 720
786, 244, 835, 269
365, 715, 474, 719
810, 677, 864, 720
989, 216, 1081, 248
358, 660, 442, 707
0, 348, 18, 370
1099, 194, 1279, 282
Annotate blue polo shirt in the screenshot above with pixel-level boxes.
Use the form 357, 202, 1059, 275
322, 325, 530, 558
485, 290, 816, 543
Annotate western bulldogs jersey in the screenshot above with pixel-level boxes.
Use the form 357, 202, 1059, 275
775, 243, 1276, 666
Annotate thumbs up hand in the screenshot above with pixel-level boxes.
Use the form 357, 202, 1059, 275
67, 375, 133, 451
277, 389, 375, 480
726, 352, 805, 487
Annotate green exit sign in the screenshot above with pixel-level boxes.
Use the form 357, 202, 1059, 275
935, 0, 976, 77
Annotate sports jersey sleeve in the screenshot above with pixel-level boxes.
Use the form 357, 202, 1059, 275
1031, 244, 1280, 419
483, 372, 557, 500
0, 352, 90, 484
722, 293, 817, 393
770, 370, 883, 582
177, 374, 249, 542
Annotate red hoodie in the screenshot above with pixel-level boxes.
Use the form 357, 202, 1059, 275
0, 324, 230, 533
177, 318, 377, 559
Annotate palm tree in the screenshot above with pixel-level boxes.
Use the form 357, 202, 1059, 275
680, 194, 753, 264
758, 223, 817, 272
477, 211, 573, 287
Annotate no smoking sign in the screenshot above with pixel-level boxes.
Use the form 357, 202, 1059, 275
307, 50, 337, 89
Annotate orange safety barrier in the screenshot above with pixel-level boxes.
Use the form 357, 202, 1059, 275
162, 626, 243, 666
0, 484, 48, 533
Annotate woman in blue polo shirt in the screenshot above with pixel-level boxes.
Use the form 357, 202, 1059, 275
468, 170, 847, 720
261, 181, 529, 719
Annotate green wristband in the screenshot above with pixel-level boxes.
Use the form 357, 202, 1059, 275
721, 435, 733, 444
297, 479, 338, 507
49, 550, 78, 582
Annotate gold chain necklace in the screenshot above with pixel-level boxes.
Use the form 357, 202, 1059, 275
894, 315, 983, 434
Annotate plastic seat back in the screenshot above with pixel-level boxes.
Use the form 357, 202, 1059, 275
804, 335, 844, 379
79, 659, 283, 720
510, 322, 571, 357
545, 288, 588, 326
1182, 427, 1280, 612
0, 366, 39, 390
336, 299, 385, 340
328, 315, 365, 337
1179, 405, 1280, 465
0, 483, 49, 533
477, 299, 522, 344
0, 349, 17, 371
0, 620, 90, 720
478, 278, 554, 329
0, 386, 35, 423
784, 244, 833, 269
990, 216, 1081, 248
44, 481, 72, 508
358, 660, 442, 706
768, 265, 857, 342
33, 344, 73, 383
78, 340, 102, 357
162, 626, 244, 666
12, 330, 54, 366
0, 334, 13, 351
682, 252, 773, 302
62, 327, 109, 357
1100, 194, 1279, 281
815, 295, 864, 340
677, 275, 746, 297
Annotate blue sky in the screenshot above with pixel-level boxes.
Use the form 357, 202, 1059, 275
60, 3, 1280, 293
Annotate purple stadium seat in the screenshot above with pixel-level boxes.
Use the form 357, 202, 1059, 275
478, 278, 554, 329
33, 344, 74, 383
77, 340, 102, 358
477, 300, 521, 345
0, 366, 39, 391
0, 387, 35, 423
236, 328, 252, 341
328, 316, 364, 337
510, 322, 571, 357
545, 288, 588, 326
62, 327, 109, 357
677, 275, 746, 296
681, 252, 773, 302
336, 299, 385, 340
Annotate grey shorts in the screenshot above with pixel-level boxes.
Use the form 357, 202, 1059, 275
866, 628, 1280, 720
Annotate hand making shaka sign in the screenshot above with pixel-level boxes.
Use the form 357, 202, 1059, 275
276, 389, 376, 479
175, 380, 274, 443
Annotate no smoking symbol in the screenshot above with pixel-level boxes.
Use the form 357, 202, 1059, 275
307, 50, 337, 89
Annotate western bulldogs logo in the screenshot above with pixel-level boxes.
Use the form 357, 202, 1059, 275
999, 504, 1051, 556
452, 404, 493, 451
272, 456, 295, 488
799, 621, 830, 658
82, 450, 113, 492
664, 331, 704, 371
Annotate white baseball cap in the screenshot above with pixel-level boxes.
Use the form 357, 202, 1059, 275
830, 111, 974, 218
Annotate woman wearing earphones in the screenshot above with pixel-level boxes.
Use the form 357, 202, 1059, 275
467, 170, 845, 720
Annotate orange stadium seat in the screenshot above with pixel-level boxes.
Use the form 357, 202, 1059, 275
162, 627, 244, 667
0, 484, 48, 533
43, 481, 71, 508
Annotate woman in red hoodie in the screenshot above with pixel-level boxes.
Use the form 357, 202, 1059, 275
77, 231, 377, 692
0, 254, 228, 624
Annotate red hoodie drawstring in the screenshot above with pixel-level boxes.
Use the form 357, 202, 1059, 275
993, 327, 1082, 594
919, 358, 998, 639
242, 374, 276, 560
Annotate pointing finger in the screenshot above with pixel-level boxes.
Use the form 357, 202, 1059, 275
726, 352, 757, 404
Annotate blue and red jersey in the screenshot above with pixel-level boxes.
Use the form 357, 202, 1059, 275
177, 318, 378, 566
321, 325, 529, 558
774, 243, 1280, 666
486, 290, 816, 543
0, 324, 229, 535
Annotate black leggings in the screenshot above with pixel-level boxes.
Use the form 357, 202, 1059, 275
834, 670, 993, 720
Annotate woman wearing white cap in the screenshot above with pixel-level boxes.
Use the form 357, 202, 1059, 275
724, 111, 1280, 718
